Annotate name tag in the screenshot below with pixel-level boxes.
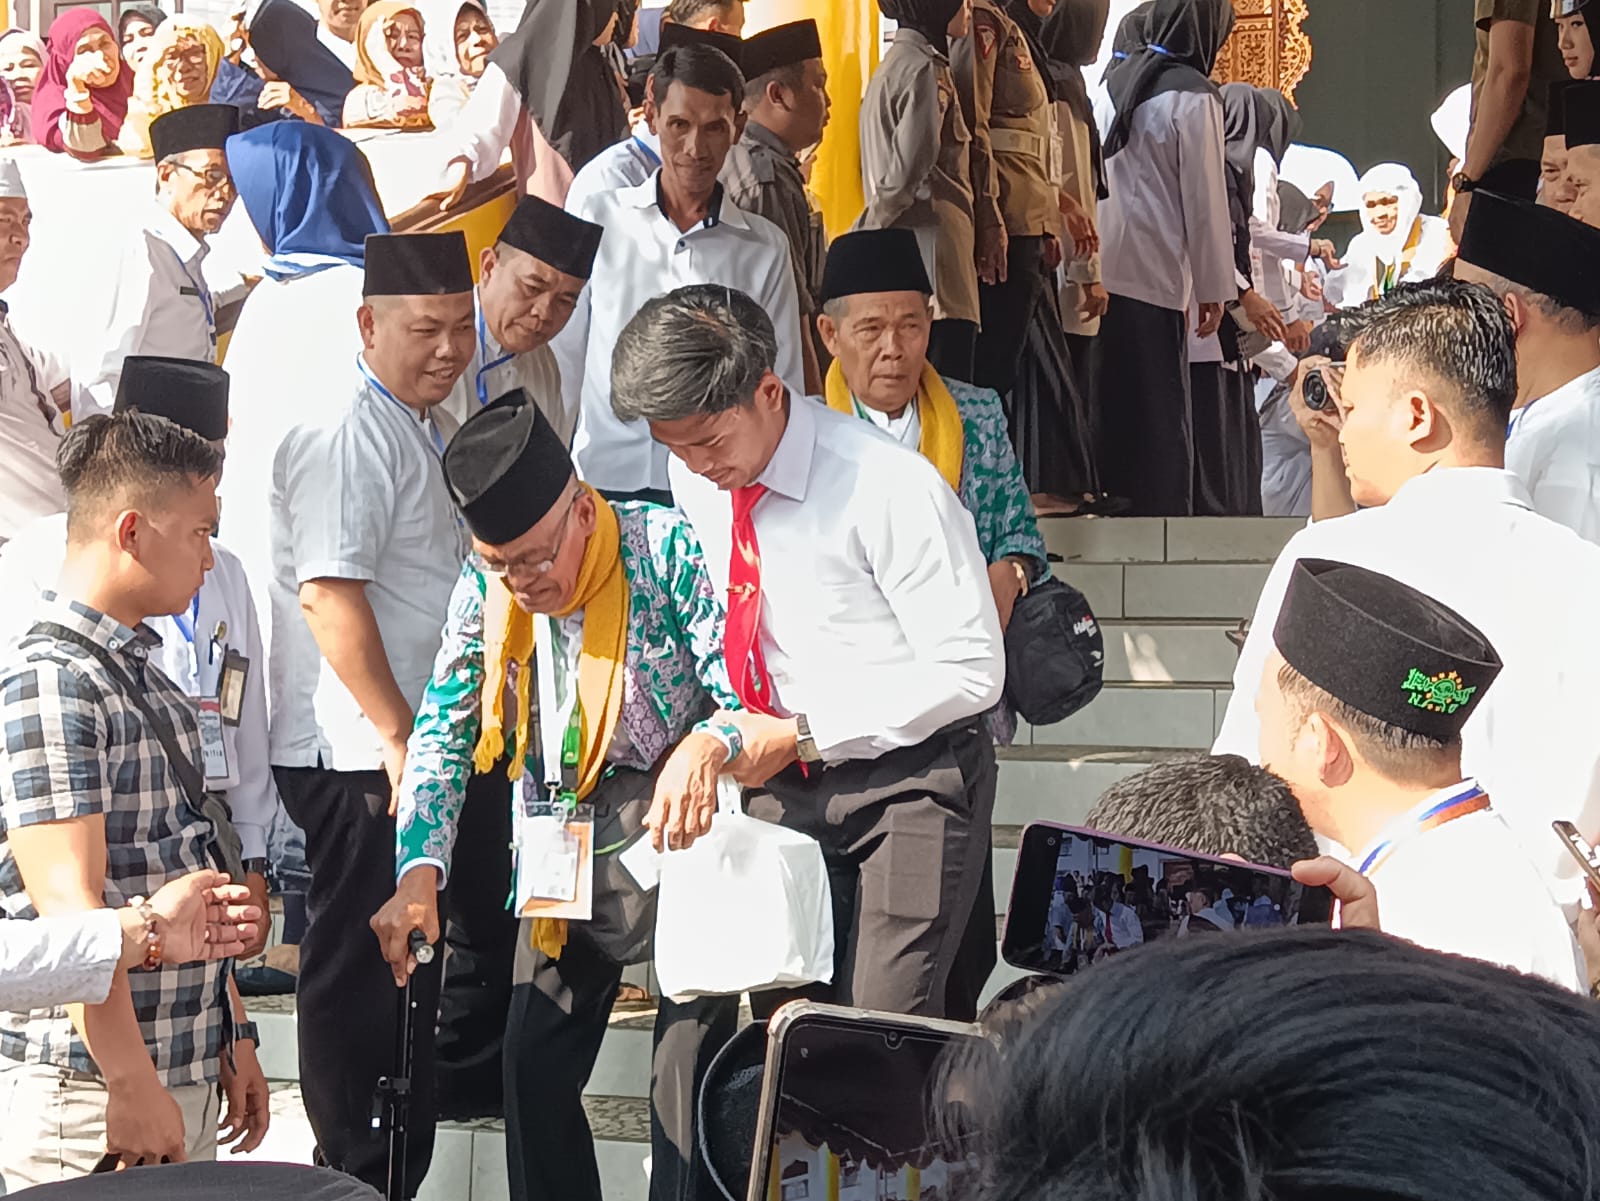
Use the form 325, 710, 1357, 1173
178, 285, 200, 297
197, 697, 230, 784
514, 796, 594, 921
219, 649, 248, 727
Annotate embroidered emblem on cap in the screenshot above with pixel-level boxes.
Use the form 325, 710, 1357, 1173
1402, 669, 1477, 715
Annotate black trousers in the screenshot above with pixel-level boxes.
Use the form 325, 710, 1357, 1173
276, 766, 444, 1197
928, 318, 979, 385
974, 234, 1049, 399
1189, 362, 1263, 517
1092, 293, 1193, 516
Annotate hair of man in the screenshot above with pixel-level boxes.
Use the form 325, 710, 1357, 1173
610, 283, 777, 423
1463, 265, 1600, 336
647, 41, 744, 111
58, 410, 223, 543
1275, 659, 1459, 787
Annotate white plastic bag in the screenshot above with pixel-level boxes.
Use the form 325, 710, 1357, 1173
653, 777, 835, 1000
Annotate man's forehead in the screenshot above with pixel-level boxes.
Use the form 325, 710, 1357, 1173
0, 198, 29, 220
841, 291, 931, 319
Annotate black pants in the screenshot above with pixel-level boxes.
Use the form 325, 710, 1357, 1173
1092, 293, 1193, 516
276, 766, 444, 1197
928, 318, 979, 385
1189, 362, 1263, 517
974, 234, 1049, 399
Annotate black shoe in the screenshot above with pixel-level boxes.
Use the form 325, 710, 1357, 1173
235, 964, 297, 996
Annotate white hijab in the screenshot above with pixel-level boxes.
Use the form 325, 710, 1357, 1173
1357, 162, 1426, 267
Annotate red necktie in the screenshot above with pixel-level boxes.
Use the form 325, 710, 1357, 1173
725, 484, 778, 716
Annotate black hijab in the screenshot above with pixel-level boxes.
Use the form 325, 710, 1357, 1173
1031, 0, 1113, 198
1104, 0, 1235, 159
1102, 1, 1154, 89
1276, 180, 1317, 236
248, 0, 356, 125
1221, 82, 1301, 209
489, 0, 625, 172
880, 0, 966, 58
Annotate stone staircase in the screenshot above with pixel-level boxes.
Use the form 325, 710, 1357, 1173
236, 516, 1300, 1200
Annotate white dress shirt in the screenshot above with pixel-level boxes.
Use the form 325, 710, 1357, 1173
0, 516, 279, 860
77, 204, 220, 416
0, 304, 67, 544
1247, 147, 1309, 314
1505, 364, 1600, 545
269, 366, 466, 770
564, 125, 661, 215
1214, 467, 1600, 900
671, 395, 1004, 761
556, 172, 805, 492
437, 289, 569, 441
1096, 88, 1236, 313
318, 23, 358, 68
1350, 784, 1585, 992
0, 908, 126, 1012
1096, 901, 1145, 947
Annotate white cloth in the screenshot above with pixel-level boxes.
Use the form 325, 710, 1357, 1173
1095, 901, 1144, 947
318, 22, 358, 67
1255, 376, 1312, 518
1431, 83, 1473, 165
76, 205, 218, 416
1278, 143, 1362, 213
671, 396, 1004, 762
437, 289, 569, 440
1095, 88, 1236, 312
1505, 364, 1600, 544
0, 517, 279, 860
268, 368, 466, 770
1248, 147, 1308, 313
450, 62, 522, 183
1327, 164, 1452, 308
0, 305, 67, 543
1352, 784, 1584, 992
1214, 467, 1600, 900
0, 908, 124, 1012
557, 172, 805, 492
563, 125, 661, 216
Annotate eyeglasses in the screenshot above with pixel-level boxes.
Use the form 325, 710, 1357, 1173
170, 161, 234, 192
472, 492, 581, 580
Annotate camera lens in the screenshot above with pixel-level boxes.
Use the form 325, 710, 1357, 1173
1046, 836, 1057, 847
1303, 369, 1330, 411
884, 1032, 903, 1050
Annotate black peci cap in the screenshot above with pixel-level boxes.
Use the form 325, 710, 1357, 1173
740, 19, 822, 80
363, 232, 474, 296
1563, 80, 1600, 148
443, 388, 573, 546
1459, 190, 1600, 316
497, 195, 604, 281
150, 103, 240, 162
657, 20, 743, 69
819, 228, 933, 305
114, 356, 230, 442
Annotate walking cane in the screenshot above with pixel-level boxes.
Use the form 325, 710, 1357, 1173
374, 928, 434, 1201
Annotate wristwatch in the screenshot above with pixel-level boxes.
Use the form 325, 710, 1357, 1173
794, 714, 822, 764
1450, 171, 1478, 195
241, 858, 269, 878
234, 1020, 261, 1048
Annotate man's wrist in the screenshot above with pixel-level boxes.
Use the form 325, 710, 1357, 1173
697, 720, 743, 766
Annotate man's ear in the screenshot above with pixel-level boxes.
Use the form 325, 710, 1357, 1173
816, 311, 840, 359
1309, 712, 1355, 790
115, 509, 140, 556
479, 244, 498, 286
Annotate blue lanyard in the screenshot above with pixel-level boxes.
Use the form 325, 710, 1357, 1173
358, 355, 445, 458
172, 250, 216, 352
170, 594, 200, 644
633, 135, 661, 169
1507, 398, 1538, 439
1357, 783, 1489, 876
474, 309, 514, 408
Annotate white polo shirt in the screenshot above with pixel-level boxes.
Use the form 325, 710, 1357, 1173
0, 305, 67, 543
268, 364, 465, 770
564, 125, 660, 215
555, 171, 805, 493
437, 289, 569, 442
1505, 364, 1600, 546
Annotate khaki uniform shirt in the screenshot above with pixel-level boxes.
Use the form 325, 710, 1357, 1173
722, 120, 827, 326
1057, 102, 1102, 337
1471, 0, 1566, 170
955, 1, 1057, 238
859, 28, 981, 324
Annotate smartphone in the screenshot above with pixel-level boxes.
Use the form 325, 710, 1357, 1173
746, 1002, 987, 1201
1554, 821, 1600, 892
1000, 821, 1335, 976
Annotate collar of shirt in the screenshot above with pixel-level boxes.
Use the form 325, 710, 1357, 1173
743, 119, 800, 166
892, 26, 947, 63
1350, 778, 1487, 874
147, 202, 207, 270
621, 169, 748, 233
755, 391, 818, 502
1529, 362, 1600, 419
1385, 466, 1534, 516
35, 590, 161, 658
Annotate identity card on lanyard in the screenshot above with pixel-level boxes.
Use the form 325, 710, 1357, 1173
513, 615, 595, 921
173, 596, 231, 785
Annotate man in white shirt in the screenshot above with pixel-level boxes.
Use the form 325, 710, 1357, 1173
77, 105, 243, 415
613, 284, 1006, 1019
1093, 880, 1146, 949
1452, 190, 1600, 543
437, 195, 603, 441
315, 0, 366, 68
267, 231, 473, 1194
555, 42, 803, 501
0, 357, 277, 953
1256, 557, 1584, 990
1215, 278, 1600, 904
0, 159, 71, 545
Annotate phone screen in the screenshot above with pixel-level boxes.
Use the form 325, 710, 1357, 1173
755, 1016, 984, 1201
1001, 822, 1335, 976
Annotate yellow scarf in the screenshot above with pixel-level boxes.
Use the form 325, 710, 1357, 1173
824, 360, 964, 492
471, 485, 630, 959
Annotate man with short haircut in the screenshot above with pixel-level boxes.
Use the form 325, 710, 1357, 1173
663, 0, 745, 35
0, 410, 269, 1186
1216, 279, 1600, 905
1084, 754, 1319, 870
1257, 557, 1583, 989
437, 195, 604, 441
1561, 79, 1600, 222
1454, 190, 1600, 541
316, 0, 367, 67
79, 105, 241, 413
557, 44, 803, 502
721, 19, 830, 392
1540, 78, 1582, 210
612, 284, 1006, 1020
267, 231, 474, 1192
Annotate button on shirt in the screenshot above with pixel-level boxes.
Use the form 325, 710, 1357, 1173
269, 369, 466, 770
1215, 467, 1600, 901
672, 396, 1005, 762
1505, 364, 1600, 545
78, 204, 219, 415
437, 290, 569, 441
556, 173, 805, 492
0, 304, 67, 543
0, 593, 228, 1087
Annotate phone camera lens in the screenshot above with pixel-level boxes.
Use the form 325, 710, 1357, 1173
1046, 836, 1057, 847
884, 1032, 903, 1050
799, 1047, 808, 1059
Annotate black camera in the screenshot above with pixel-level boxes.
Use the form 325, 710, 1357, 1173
1302, 364, 1344, 412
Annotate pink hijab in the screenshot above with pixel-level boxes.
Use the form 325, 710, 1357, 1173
31, 8, 134, 153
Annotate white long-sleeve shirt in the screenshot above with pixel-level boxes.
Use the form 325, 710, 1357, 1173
1248, 147, 1309, 313
1505, 364, 1600, 545
556, 172, 805, 493
0, 518, 279, 861
671, 396, 1005, 762
564, 125, 660, 215
0, 303, 67, 544
1214, 467, 1600, 901
1096, 88, 1236, 313
0, 908, 125, 1012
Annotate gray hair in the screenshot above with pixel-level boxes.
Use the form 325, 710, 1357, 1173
610, 284, 778, 423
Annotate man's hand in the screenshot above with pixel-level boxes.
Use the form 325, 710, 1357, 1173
1239, 289, 1288, 345
1282, 318, 1313, 354
1077, 282, 1109, 322
1308, 238, 1342, 270
1058, 192, 1100, 259
371, 868, 440, 988
1196, 302, 1224, 339
105, 1073, 188, 1168
218, 1040, 271, 1155
1289, 356, 1344, 449
1299, 270, 1324, 303
1291, 856, 1380, 931
976, 225, 1008, 286
433, 158, 471, 212
720, 711, 801, 788
239, 872, 270, 959
142, 870, 263, 966
646, 731, 729, 853
987, 558, 1027, 631
1575, 881, 1600, 994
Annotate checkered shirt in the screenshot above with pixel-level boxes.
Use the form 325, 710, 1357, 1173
0, 593, 228, 1087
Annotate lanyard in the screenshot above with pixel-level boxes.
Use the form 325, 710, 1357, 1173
534, 615, 583, 813
357, 355, 446, 458
1357, 783, 1490, 876
633, 135, 661, 169
170, 594, 200, 644
474, 309, 515, 408
173, 250, 216, 353
1507, 398, 1539, 439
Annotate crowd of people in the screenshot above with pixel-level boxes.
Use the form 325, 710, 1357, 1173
1, 0, 1600, 1199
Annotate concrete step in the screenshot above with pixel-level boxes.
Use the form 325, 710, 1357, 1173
1100, 619, 1241, 685
1023, 683, 1232, 750
1057, 560, 1272, 622
1041, 515, 1300, 565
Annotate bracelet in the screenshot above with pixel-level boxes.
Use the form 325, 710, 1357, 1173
699, 719, 744, 765
1011, 558, 1031, 597
126, 897, 161, 971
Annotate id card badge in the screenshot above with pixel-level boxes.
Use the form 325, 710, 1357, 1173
196, 697, 230, 785
514, 801, 594, 922
218, 650, 248, 727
